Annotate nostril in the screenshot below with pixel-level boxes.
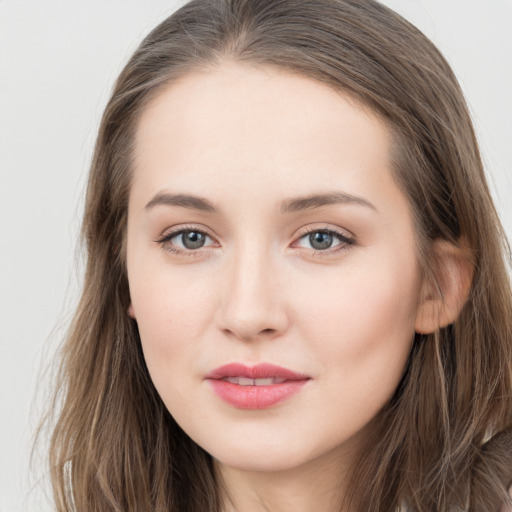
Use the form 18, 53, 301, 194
222, 326, 279, 342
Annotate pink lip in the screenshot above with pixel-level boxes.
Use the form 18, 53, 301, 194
205, 363, 311, 409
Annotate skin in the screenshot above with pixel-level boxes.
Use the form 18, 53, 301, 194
127, 61, 429, 512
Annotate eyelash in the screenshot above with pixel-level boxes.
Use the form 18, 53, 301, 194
155, 224, 217, 258
155, 224, 355, 258
298, 226, 355, 256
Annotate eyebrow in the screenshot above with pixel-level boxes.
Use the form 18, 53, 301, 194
144, 191, 376, 214
145, 192, 216, 212
281, 191, 376, 213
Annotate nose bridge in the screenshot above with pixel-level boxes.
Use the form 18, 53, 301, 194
218, 237, 288, 341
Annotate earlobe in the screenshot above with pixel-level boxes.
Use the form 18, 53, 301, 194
128, 303, 136, 319
415, 238, 474, 334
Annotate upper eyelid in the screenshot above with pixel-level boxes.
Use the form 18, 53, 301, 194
158, 223, 353, 238
157, 224, 216, 241
300, 225, 353, 239
292, 228, 354, 253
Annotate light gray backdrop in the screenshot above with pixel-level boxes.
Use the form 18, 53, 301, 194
0, 1, 511, 511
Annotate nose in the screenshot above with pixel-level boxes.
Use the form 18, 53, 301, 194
216, 241, 289, 342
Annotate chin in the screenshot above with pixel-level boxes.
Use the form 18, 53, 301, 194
200, 431, 330, 474
214, 448, 308, 473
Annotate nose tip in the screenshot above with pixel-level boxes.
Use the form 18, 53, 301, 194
216, 251, 289, 342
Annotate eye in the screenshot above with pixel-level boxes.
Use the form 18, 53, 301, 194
172, 230, 209, 250
294, 228, 354, 255
156, 227, 217, 255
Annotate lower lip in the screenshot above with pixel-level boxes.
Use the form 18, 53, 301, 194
207, 379, 308, 409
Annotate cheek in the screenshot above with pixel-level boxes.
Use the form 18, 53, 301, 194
296, 252, 420, 394
131, 287, 202, 420
128, 264, 221, 397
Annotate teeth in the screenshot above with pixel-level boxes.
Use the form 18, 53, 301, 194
223, 377, 286, 386
256, 378, 277, 385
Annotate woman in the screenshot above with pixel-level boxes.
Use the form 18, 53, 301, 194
46, 0, 512, 510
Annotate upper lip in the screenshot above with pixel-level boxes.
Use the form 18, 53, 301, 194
205, 363, 310, 381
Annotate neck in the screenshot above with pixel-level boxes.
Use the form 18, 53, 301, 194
215, 449, 352, 512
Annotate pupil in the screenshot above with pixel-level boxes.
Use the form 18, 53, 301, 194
182, 231, 205, 249
310, 232, 333, 250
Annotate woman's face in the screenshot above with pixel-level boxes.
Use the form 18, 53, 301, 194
126, 62, 423, 473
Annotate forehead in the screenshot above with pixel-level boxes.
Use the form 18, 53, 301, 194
131, 61, 402, 217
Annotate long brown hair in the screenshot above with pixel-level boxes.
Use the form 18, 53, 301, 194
45, 1, 512, 510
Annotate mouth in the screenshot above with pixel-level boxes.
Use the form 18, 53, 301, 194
205, 363, 311, 409
221, 376, 287, 386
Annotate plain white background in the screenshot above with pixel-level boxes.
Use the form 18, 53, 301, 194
0, 1, 511, 510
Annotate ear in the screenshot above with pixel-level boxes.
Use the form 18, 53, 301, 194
415, 238, 474, 334
127, 303, 136, 319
